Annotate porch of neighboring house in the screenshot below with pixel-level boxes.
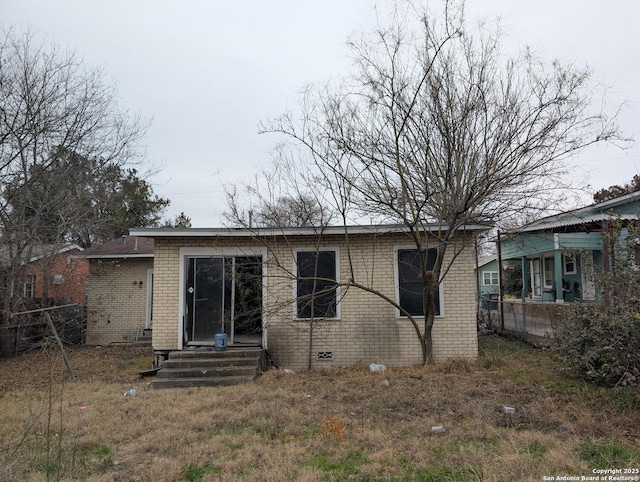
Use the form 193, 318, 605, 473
481, 231, 603, 342
500, 232, 601, 303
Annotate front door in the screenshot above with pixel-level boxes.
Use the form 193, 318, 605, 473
184, 256, 263, 346
185, 257, 227, 344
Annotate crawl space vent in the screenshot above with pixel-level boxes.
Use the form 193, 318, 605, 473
316, 351, 334, 361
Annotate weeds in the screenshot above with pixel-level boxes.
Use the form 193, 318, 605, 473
0, 338, 638, 480
320, 414, 348, 443
182, 462, 222, 481
579, 440, 634, 468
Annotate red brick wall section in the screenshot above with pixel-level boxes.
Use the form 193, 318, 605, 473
25, 253, 89, 307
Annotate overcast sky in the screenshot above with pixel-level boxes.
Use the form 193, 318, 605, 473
3, 1, 639, 226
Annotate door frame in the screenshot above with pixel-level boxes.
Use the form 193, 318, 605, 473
178, 246, 267, 349
580, 251, 596, 300
145, 268, 154, 330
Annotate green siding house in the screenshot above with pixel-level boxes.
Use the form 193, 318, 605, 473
477, 256, 500, 296
499, 191, 640, 303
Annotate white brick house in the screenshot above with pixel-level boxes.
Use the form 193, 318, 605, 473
81, 236, 155, 345
129, 224, 484, 371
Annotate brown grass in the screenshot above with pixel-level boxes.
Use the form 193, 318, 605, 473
0, 336, 638, 481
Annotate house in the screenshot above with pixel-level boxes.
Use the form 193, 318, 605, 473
498, 190, 640, 304
0, 244, 88, 354
129, 224, 486, 371
24, 244, 88, 308
80, 235, 154, 344
476, 256, 500, 297
0, 243, 88, 308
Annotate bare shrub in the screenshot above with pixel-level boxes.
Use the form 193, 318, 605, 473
555, 218, 640, 387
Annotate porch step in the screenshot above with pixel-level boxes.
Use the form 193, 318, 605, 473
150, 348, 265, 389
133, 334, 152, 347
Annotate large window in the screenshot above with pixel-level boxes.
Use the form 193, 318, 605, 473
296, 249, 338, 319
396, 248, 441, 317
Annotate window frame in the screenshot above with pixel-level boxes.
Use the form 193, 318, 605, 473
563, 252, 577, 275
482, 271, 499, 286
394, 246, 443, 318
543, 256, 555, 289
530, 258, 542, 298
24, 274, 35, 298
293, 247, 340, 320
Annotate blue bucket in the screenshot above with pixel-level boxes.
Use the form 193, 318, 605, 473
214, 332, 228, 351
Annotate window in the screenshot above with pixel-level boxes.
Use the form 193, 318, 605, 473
24, 275, 35, 298
483, 271, 499, 286
295, 250, 338, 319
396, 248, 441, 316
530, 258, 542, 297
543, 257, 554, 289
563, 253, 577, 275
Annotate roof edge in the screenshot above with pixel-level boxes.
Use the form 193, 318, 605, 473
81, 253, 154, 259
129, 223, 492, 238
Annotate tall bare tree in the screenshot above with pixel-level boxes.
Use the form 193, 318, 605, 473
224, 156, 334, 229
0, 27, 148, 348
262, 1, 625, 363
225, 156, 336, 369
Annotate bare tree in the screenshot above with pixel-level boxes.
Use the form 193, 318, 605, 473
0, 27, 148, 351
225, 156, 338, 369
224, 155, 334, 229
262, 1, 626, 363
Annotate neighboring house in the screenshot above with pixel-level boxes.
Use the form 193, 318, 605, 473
499, 190, 640, 303
129, 224, 486, 371
0, 243, 88, 308
81, 236, 154, 345
24, 245, 88, 307
476, 256, 500, 297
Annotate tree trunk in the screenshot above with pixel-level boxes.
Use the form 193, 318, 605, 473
422, 271, 438, 365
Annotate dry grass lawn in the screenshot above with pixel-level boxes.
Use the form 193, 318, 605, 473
0, 336, 638, 481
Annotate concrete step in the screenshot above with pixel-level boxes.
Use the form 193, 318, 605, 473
150, 375, 255, 389
155, 365, 257, 379
177, 348, 263, 359
161, 356, 260, 369
133, 335, 152, 347
150, 348, 265, 389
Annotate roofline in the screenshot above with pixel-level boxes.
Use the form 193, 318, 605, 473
477, 255, 497, 268
129, 223, 492, 238
515, 190, 640, 233
80, 253, 154, 260
29, 244, 83, 263
515, 212, 638, 234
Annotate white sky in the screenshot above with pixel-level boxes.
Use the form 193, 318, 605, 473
3, 0, 639, 226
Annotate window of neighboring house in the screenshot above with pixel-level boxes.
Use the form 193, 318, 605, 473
634, 244, 640, 268
543, 256, 555, 289
24, 275, 35, 298
563, 253, 577, 275
396, 248, 441, 317
530, 258, 542, 297
483, 271, 499, 286
295, 249, 338, 319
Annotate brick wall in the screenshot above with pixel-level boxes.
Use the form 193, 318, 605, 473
26, 252, 89, 307
85, 258, 153, 344
152, 231, 478, 370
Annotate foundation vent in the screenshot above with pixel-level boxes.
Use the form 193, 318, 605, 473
316, 351, 334, 361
